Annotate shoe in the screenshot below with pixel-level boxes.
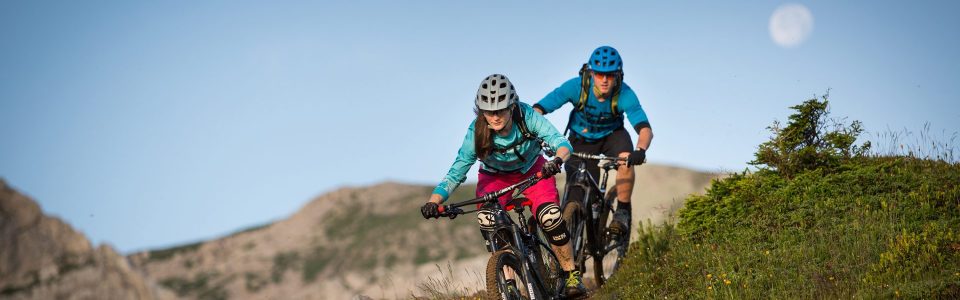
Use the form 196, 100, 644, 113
504, 279, 521, 298
608, 209, 632, 236
564, 270, 587, 298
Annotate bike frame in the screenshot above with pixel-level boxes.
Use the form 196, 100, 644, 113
488, 200, 564, 299
561, 153, 627, 274
438, 174, 564, 299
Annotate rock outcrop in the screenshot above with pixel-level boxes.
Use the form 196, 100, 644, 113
0, 179, 164, 300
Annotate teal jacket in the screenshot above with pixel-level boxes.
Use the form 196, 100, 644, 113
535, 77, 650, 141
433, 102, 572, 202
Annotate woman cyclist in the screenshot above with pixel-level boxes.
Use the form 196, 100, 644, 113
420, 74, 586, 297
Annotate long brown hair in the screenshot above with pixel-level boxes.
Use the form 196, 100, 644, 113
474, 107, 495, 160
474, 104, 518, 160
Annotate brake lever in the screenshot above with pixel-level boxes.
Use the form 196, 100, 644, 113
446, 207, 462, 219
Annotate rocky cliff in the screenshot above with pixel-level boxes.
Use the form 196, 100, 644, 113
0, 179, 169, 300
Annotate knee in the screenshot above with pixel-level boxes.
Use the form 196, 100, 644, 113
536, 203, 569, 246
618, 165, 635, 177
477, 208, 507, 251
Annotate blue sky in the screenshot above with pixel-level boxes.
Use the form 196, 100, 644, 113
2, 1, 958, 253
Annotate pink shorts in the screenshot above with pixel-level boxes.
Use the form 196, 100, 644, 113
477, 156, 559, 217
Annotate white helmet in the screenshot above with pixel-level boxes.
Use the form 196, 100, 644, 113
475, 74, 518, 111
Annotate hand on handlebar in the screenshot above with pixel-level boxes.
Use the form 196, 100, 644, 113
541, 157, 564, 178
628, 149, 646, 166
420, 202, 441, 219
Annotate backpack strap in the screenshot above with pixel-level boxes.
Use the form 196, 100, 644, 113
513, 104, 535, 140
493, 105, 539, 162
569, 65, 623, 137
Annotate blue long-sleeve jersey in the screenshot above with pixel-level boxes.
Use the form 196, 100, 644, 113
433, 102, 572, 202
535, 77, 650, 141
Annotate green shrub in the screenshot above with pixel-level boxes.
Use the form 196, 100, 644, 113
159, 271, 229, 300
271, 251, 300, 283
751, 92, 870, 178
148, 241, 203, 262
244, 272, 267, 293
302, 246, 334, 282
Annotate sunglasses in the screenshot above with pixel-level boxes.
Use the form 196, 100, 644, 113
482, 105, 513, 116
592, 72, 619, 81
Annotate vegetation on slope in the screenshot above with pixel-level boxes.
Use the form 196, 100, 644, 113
601, 94, 960, 298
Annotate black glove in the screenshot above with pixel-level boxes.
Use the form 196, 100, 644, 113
541, 157, 564, 177
420, 202, 440, 219
628, 149, 646, 166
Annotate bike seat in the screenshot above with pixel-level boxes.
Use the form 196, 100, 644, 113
503, 197, 533, 212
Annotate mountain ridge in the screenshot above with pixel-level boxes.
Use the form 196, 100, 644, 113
1, 163, 717, 299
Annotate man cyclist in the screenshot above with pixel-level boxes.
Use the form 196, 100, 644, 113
532, 45, 653, 237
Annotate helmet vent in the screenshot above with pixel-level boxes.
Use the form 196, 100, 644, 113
475, 74, 517, 110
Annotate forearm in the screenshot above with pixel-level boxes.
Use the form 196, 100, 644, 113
555, 145, 570, 162
428, 194, 443, 204
636, 127, 653, 150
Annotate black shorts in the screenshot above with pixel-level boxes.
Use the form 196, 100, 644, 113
563, 127, 633, 201
567, 127, 634, 158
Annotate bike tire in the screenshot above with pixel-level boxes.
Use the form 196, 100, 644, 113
486, 249, 536, 300
591, 189, 628, 287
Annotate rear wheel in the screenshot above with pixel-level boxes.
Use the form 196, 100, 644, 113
486, 249, 536, 300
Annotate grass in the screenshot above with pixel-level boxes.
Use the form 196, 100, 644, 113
147, 241, 203, 262
601, 157, 959, 299
159, 271, 230, 300
598, 96, 960, 299
414, 263, 485, 299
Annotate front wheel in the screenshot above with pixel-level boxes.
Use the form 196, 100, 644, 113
562, 201, 586, 273
590, 190, 628, 287
486, 249, 537, 300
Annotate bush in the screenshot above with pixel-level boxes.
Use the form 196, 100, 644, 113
751, 92, 871, 178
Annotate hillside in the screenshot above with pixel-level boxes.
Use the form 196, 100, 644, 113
126, 164, 717, 299
0, 179, 170, 300
600, 97, 960, 298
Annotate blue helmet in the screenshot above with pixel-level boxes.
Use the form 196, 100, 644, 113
588, 46, 623, 73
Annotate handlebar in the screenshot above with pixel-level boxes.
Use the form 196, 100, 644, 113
571, 152, 628, 169
436, 172, 545, 219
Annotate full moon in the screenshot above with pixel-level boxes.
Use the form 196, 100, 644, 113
769, 3, 814, 48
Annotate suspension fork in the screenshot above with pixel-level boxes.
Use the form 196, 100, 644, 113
505, 214, 549, 298
582, 179, 612, 259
